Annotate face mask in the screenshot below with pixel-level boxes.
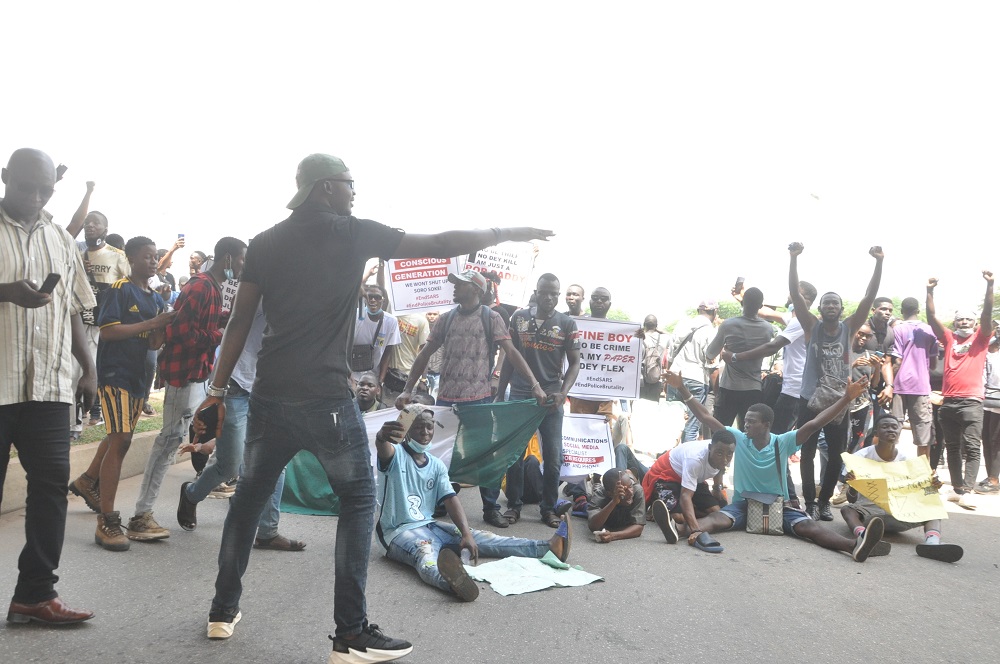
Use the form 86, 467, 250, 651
367, 305, 383, 316
406, 439, 430, 454
954, 327, 973, 339
223, 257, 234, 281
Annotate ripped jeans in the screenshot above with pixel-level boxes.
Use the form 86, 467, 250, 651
385, 521, 550, 594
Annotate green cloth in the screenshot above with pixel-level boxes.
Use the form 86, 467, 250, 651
280, 450, 341, 516
447, 400, 548, 488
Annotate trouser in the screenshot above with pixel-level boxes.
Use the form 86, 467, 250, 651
134, 381, 206, 515
614, 444, 648, 484
773, 393, 800, 500
86, 326, 101, 419
713, 387, 762, 430
798, 398, 849, 505
143, 350, 157, 402
212, 394, 373, 638
983, 410, 1000, 480
503, 391, 564, 515
0, 402, 70, 603
892, 393, 933, 447
938, 398, 983, 490
386, 522, 548, 594
930, 402, 944, 470
681, 379, 708, 442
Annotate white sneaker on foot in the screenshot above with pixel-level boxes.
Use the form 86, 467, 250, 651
207, 611, 241, 639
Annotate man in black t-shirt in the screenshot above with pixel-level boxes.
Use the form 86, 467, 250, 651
191, 153, 553, 662
498, 273, 581, 527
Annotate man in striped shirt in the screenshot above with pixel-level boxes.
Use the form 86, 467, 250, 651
0, 148, 97, 625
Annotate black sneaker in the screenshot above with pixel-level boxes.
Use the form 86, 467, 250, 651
818, 502, 834, 521
483, 510, 509, 528
973, 482, 999, 495
177, 482, 198, 531
329, 624, 413, 663
805, 503, 820, 521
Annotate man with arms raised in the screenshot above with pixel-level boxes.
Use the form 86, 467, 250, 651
193, 153, 552, 663
661, 370, 884, 561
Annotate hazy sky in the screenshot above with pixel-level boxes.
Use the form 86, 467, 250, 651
6, 2, 998, 324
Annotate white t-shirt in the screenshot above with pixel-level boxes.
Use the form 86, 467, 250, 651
669, 440, 720, 491
778, 317, 807, 398
853, 445, 910, 462
351, 311, 401, 382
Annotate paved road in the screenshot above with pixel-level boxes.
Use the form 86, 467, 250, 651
1, 453, 997, 664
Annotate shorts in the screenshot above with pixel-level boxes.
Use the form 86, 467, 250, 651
841, 502, 922, 533
99, 385, 144, 434
651, 480, 725, 514
720, 499, 811, 536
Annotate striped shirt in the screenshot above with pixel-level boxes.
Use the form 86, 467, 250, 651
0, 203, 96, 405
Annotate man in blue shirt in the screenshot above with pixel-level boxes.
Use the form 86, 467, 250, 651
659, 370, 885, 562
374, 404, 571, 602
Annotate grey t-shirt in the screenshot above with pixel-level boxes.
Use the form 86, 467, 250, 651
800, 321, 851, 402
241, 203, 404, 400
706, 316, 775, 391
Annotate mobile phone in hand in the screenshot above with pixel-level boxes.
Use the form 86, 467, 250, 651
189, 403, 220, 445
734, 276, 745, 293
38, 273, 61, 294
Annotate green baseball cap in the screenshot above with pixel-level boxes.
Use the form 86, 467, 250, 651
287, 153, 349, 209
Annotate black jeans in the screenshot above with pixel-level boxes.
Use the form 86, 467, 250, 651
713, 387, 763, 430
0, 402, 71, 603
938, 398, 983, 491
797, 397, 849, 505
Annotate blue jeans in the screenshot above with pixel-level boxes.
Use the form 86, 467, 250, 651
435, 396, 498, 513
187, 391, 248, 503
681, 379, 708, 442
504, 391, 564, 515
135, 381, 206, 515
211, 394, 374, 638
184, 390, 285, 537
386, 521, 548, 593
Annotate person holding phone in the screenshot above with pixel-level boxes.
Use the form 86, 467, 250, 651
70, 237, 175, 551
1, 148, 97, 624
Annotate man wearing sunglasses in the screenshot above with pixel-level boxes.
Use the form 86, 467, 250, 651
350, 284, 400, 388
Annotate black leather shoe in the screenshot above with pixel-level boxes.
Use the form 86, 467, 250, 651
177, 482, 198, 531
806, 503, 820, 521
818, 502, 834, 521
483, 510, 509, 528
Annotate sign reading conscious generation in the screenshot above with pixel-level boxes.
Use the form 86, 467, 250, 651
567, 317, 642, 400
385, 257, 461, 315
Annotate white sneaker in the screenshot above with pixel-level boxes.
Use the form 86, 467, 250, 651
207, 611, 241, 639
946, 491, 962, 503
831, 483, 850, 506
958, 493, 977, 511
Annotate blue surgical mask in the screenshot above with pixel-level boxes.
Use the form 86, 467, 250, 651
406, 439, 430, 454
367, 306, 383, 316
223, 268, 234, 280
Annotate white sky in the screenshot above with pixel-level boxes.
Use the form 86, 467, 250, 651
6, 2, 999, 324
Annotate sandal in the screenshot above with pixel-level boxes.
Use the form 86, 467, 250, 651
253, 534, 306, 551
692, 531, 724, 553
916, 543, 963, 563
502, 509, 520, 524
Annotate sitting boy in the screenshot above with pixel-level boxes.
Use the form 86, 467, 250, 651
587, 469, 645, 543
641, 429, 736, 544
841, 414, 963, 563
374, 407, 571, 602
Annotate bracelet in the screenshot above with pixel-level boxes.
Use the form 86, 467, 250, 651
206, 383, 227, 398
531, 381, 541, 390
683, 393, 696, 403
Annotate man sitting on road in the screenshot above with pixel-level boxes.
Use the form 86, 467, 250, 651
655, 370, 886, 563
586, 469, 645, 543
841, 414, 963, 563
373, 407, 571, 602
641, 430, 735, 540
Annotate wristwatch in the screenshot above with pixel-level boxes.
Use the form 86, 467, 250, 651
206, 383, 227, 398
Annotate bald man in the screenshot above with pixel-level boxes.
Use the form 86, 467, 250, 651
0, 148, 96, 624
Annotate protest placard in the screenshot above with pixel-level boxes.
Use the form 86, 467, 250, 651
464, 242, 534, 307
560, 414, 614, 479
220, 278, 239, 312
567, 318, 642, 400
842, 453, 948, 522
385, 257, 461, 315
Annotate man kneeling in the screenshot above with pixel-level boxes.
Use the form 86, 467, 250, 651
658, 371, 885, 562
841, 414, 963, 563
375, 408, 571, 601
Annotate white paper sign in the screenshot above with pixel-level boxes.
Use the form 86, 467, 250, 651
220, 278, 239, 312
385, 257, 461, 315
567, 318, 642, 400
464, 242, 534, 307
559, 414, 614, 479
